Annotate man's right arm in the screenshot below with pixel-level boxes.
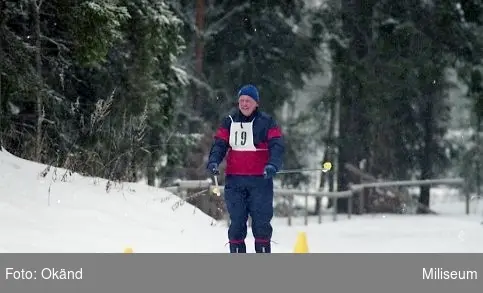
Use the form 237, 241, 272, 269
207, 117, 230, 166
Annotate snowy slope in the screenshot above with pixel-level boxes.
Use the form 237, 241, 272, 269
0, 147, 227, 253
1, 148, 482, 253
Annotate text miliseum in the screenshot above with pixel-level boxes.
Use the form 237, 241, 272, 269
423, 268, 478, 280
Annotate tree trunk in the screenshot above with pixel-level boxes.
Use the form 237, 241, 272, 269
130, 146, 137, 182
476, 111, 481, 198
194, 0, 205, 114
317, 93, 337, 213
471, 69, 482, 198
147, 130, 157, 186
33, 0, 43, 162
0, 8, 3, 148
337, 0, 375, 213
418, 94, 434, 213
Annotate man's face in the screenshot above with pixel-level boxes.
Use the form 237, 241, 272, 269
238, 95, 258, 116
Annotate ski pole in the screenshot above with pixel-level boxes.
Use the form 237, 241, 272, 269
277, 162, 333, 174
277, 168, 327, 174
212, 175, 221, 196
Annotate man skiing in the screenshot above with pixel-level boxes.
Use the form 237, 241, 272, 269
206, 84, 285, 253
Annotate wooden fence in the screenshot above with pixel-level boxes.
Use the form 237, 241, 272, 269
165, 177, 471, 226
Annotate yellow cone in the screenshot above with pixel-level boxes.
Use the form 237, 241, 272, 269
123, 247, 133, 253
293, 232, 309, 253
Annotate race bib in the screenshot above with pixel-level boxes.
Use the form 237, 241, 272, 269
229, 117, 256, 151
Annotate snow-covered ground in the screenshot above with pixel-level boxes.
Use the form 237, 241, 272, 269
0, 148, 482, 253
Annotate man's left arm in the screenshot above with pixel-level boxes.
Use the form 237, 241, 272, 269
266, 117, 284, 171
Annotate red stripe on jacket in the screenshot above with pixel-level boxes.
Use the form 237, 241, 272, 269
215, 127, 229, 142
268, 126, 282, 140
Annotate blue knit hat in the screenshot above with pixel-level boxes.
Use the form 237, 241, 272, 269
238, 84, 259, 102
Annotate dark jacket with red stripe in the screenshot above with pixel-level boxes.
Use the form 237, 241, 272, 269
207, 108, 284, 176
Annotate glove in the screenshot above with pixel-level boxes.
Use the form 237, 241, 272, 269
263, 164, 277, 179
207, 162, 219, 175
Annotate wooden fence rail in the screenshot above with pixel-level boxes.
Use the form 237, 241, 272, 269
350, 177, 469, 215
164, 177, 471, 226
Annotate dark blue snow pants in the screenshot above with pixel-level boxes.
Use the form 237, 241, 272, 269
223, 175, 274, 253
